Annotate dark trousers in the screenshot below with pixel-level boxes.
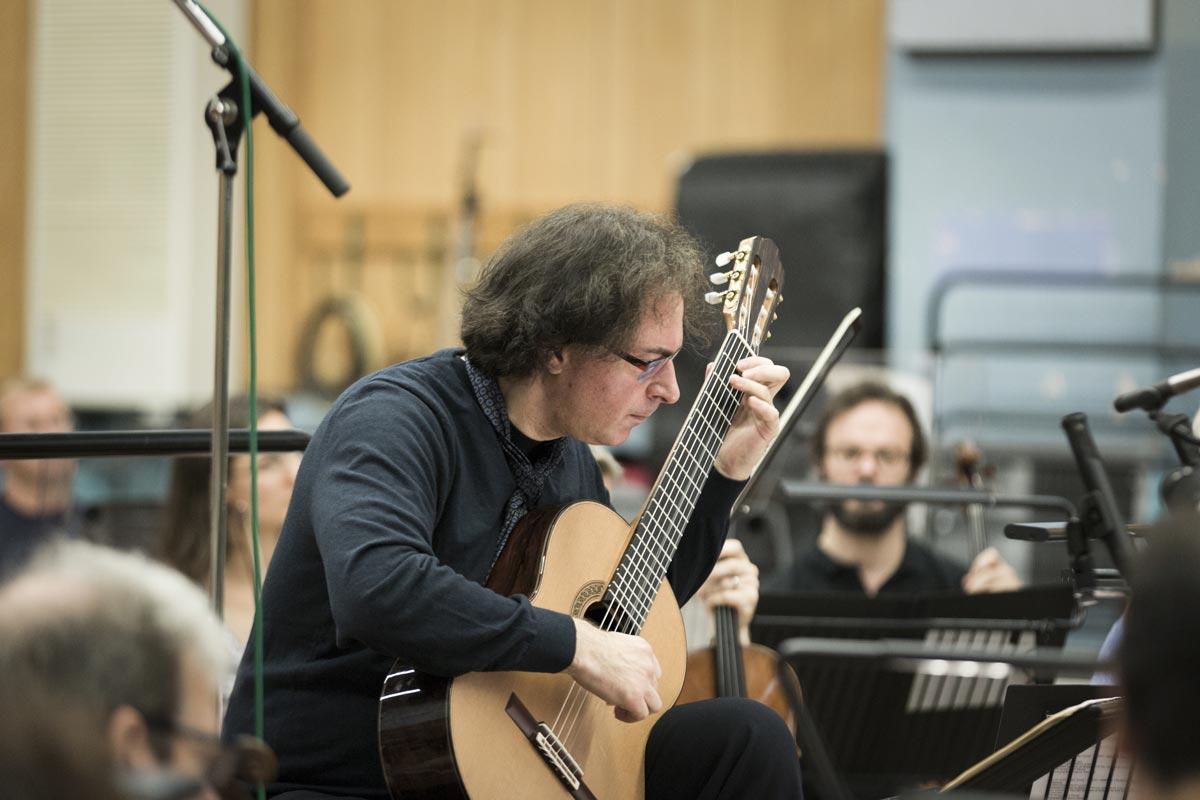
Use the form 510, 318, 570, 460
646, 697, 802, 799
275, 697, 801, 800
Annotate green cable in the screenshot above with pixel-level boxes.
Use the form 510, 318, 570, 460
196, 7, 264, 800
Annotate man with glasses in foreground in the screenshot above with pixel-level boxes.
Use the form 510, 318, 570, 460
772, 381, 1020, 596
0, 539, 269, 799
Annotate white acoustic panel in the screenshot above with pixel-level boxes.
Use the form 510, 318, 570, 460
890, 0, 1156, 53
27, 0, 246, 412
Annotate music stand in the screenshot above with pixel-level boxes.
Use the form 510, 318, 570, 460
762, 587, 1081, 798
944, 686, 1127, 798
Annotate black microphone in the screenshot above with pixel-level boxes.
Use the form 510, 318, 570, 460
1061, 412, 1137, 579
172, 0, 350, 197
1114, 366, 1200, 413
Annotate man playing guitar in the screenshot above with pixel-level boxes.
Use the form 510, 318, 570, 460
223, 204, 801, 799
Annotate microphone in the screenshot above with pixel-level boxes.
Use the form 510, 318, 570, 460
1114, 366, 1200, 413
171, 0, 351, 197
1061, 412, 1136, 579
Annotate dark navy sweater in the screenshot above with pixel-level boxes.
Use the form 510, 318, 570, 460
223, 349, 741, 797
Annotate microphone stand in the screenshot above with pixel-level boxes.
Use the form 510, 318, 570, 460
1112, 366, 1200, 514
1113, 389, 1200, 515
1050, 413, 1138, 604
1148, 410, 1200, 514
171, 0, 349, 618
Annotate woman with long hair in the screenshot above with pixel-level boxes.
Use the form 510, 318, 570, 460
160, 395, 300, 648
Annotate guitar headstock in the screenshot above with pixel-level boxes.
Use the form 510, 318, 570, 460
705, 236, 785, 352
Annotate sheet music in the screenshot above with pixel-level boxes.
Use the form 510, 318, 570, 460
1029, 734, 1133, 800
906, 628, 1036, 713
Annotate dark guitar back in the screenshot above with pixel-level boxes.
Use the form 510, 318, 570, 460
378, 507, 563, 799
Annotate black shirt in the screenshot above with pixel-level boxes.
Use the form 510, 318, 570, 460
223, 349, 741, 798
777, 537, 967, 595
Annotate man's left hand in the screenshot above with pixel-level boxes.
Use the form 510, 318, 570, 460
697, 539, 759, 646
962, 547, 1022, 594
712, 356, 790, 481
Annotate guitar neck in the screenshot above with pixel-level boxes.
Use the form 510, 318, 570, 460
604, 329, 754, 633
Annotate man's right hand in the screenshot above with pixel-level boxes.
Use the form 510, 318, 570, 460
566, 617, 662, 723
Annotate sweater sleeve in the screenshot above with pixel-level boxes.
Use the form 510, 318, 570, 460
666, 469, 745, 605
308, 381, 575, 677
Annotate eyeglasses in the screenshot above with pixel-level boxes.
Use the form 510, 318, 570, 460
144, 715, 276, 788
827, 446, 911, 468
143, 715, 226, 779
614, 349, 680, 383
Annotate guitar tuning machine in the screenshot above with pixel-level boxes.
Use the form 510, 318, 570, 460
704, 290, 734, 305
708, 269, 742, 286
714, 250, 747, 267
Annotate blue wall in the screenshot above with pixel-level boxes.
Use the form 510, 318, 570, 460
886, 0, 1200, 456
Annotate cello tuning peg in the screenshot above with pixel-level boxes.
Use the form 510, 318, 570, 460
709, 271, 730, 286
704, 291, 726, 305
715, 251, 735, 267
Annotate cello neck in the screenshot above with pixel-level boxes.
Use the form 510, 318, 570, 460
713, 604, 747, 698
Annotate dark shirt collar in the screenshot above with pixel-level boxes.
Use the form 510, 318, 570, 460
508, 424, 561, 460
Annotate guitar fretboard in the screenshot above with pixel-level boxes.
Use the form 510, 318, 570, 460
603, 329, 754, 633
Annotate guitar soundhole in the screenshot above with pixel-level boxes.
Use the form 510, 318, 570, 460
584, 597, 635, 633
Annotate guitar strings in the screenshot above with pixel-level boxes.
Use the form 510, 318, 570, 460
552, 332, 752, 748
557, 340, 746, 741
553, 368, 739, 747
607, 293, 757, 630
552, 340, 743, 743
549, 406, 728, 739
606, 338, 747, 627
610, 343, 746, 629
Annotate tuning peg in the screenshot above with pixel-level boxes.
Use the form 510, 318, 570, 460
709, 271, 730, 286
715, 251, 735, 267
772, 313, 778, 322
704, 291, 726, 305
766, 331, 773, 340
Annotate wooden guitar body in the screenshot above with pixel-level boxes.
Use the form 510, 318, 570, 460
379, 501, 686, 799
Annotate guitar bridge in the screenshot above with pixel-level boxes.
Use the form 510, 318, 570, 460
505, 693, 597, 800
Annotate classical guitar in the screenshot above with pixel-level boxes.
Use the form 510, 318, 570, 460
378, 237, 784, 799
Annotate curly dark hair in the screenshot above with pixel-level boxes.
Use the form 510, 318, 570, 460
810, 380, 928, 481
461, 204, 713, 378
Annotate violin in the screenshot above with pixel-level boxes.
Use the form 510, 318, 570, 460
954, 440, 989, 560
676, 600, 801, 734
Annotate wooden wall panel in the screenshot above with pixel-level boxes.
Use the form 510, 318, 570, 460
0, 0, 29, 381
250, 0, 883, 392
